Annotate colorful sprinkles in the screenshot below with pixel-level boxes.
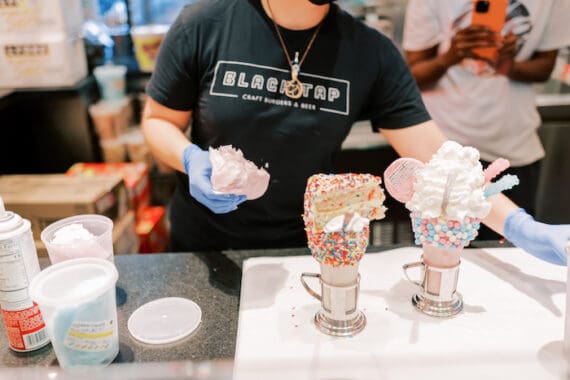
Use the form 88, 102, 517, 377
411, 212, 481, 249
308, 226, 370, 266
303, 173, 386, 267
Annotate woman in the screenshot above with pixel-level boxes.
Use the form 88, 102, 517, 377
142, 0, 569, 265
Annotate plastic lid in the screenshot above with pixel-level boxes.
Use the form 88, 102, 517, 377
128, 297, 201, 345
130, 24, 169, 36
29, 258, 118, 308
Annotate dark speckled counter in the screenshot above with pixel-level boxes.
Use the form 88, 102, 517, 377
0, 242, 504, 370
0, 247, 317, 367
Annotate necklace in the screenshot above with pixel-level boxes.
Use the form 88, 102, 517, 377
265, 0, 324, 99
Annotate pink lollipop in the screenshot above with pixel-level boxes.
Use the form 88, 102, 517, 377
383, 158, 424, 203
484, 158, 510, 184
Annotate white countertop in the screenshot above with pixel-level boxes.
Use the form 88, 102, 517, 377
234, 247, 568, 380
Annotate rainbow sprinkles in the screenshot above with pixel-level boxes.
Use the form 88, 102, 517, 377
303, 173, 386, 266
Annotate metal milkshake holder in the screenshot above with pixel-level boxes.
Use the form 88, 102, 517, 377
299, 252, 464, 338
403, 257, 463, 318
300, 270, 366, 337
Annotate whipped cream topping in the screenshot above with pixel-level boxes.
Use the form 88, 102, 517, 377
323, 213, 370, 233
52, 223, 95, 243
405, 141, 492, 221
209, 145, 270, 200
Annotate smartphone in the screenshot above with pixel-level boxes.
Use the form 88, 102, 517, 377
471, 0, 508, 63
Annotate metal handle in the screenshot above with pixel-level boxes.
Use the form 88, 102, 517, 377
402, 261, 425, 288
300, 272, 322, 301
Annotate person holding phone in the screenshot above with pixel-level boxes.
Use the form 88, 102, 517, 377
403, 0, 570, 240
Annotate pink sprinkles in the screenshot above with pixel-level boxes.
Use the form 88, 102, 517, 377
411, 212, 481, 249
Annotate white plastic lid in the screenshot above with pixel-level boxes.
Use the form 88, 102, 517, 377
29, 258, 118, 308
130, 24, 170, 37
128, 297, 201, 345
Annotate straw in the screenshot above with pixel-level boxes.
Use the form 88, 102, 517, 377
483, 158, 510, 184
484, 174, 519, 198
441, 172, 458, 215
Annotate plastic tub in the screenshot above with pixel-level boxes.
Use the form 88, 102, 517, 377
41, 214, 114, 264
29, 258, 119, 371
93, 64, 127, 101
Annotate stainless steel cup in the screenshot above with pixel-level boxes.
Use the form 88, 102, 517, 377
300, 263, 366, 337
403, 249, 463, 317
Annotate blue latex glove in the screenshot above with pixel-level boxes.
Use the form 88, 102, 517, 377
182, 144, 246, 214
504, 208, 569, 266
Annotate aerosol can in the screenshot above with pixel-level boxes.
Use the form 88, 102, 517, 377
0, 196, 49, 352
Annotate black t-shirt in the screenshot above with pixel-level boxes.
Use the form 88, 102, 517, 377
147, 0, 431, 251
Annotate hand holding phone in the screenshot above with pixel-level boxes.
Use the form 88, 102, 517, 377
444, 25, 498, 67
471, 0, 508, 63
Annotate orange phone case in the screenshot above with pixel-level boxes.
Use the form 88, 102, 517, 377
471, 0, 508, 63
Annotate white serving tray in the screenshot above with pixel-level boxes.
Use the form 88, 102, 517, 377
234, 247, 568, 380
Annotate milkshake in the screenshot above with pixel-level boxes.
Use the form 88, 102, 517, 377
385, 141, 518, 316
301, 174, 386, 335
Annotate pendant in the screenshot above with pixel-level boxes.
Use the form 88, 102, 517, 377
285, 78, 303, 99
285, 64, 303, 99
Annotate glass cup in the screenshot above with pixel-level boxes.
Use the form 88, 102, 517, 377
29, 258, 119, 371
93, 64, 127, 101
403, 244, 463, 317
301, 262, 366, 336
41, 214, 114, 264
130, 24, 169, 72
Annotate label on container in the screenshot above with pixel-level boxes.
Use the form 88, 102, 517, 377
0, 225, 48, 351
1, 303, 48, 351
64, 320, 115, 352
0, 229, 41, 311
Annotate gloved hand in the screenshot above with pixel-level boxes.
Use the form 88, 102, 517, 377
504, 208, 569, 266
182, 144, 246, 214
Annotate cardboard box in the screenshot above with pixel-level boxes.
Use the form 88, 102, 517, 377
34, 210, 139, 257
66, 162, 150, 220
113, 210, 140, 255
0, 35, 87, 88
136, 206, 169, 254
0, 174, 128, 240
0, 0, 83, 36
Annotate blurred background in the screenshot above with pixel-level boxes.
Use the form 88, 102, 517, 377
0, 0, 568, 250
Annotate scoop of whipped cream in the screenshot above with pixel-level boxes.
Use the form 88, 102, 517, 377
52, 223, 95, 243
209, 145, 270, 200
323, 213, 370, 233
405, 141, 492, 221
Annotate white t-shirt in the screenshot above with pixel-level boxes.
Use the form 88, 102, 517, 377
403, 0, 570, 166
